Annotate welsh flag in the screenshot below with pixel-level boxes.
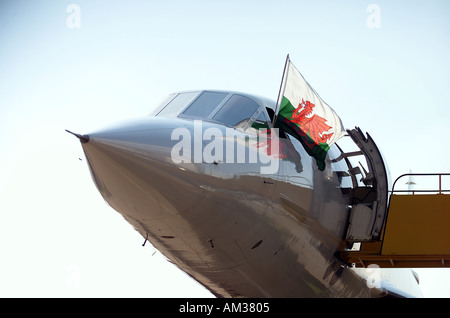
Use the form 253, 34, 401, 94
275, 59, 345, 171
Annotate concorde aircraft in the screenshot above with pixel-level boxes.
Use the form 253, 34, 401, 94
67, 89, 423, 297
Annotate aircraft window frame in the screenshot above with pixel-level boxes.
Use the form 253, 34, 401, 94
211, 94, 267, 130
153, 91, 273, 133
243, 108, 263, 130
154, 91, 200, 118
180, 91, 231, 120
149, 93, 177, 116
250, 110, 271, 130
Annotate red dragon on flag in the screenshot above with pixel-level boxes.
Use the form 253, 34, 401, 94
273, 58, 345, 171
290, 99, 334, 150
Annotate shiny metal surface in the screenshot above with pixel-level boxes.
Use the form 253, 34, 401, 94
73, 91, 421, 297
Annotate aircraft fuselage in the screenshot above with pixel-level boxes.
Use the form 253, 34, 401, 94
74, 90, 421, 297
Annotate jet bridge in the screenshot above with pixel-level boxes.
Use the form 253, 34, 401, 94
341, 173, 450, 268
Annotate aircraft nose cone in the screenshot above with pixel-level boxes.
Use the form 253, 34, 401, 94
75, 117, 202, 222
81, 117, 188, 168
65, 129, 90, 143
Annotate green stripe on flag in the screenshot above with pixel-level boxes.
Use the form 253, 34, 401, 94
275, 96, 329, 171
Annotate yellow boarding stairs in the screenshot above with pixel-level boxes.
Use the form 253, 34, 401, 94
341, 173, 450, 268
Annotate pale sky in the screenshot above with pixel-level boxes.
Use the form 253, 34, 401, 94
0, 0, 449, 297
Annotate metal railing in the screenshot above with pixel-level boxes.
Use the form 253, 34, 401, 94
391, 173, 450, 195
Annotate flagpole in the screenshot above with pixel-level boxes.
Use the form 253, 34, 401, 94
272, 54, 290, 127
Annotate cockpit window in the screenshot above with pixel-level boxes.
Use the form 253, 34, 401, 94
182, 91, 228, 118
155, 91, 271, 133
251, 111, 270, 130
212, 94, 260, 128
156, 92, 198, 117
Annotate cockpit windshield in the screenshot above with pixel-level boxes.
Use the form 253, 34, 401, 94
155, 92, 198, 118
155, 91, 271, 131
183, 91, 228, 118
212, 94, 261, 128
